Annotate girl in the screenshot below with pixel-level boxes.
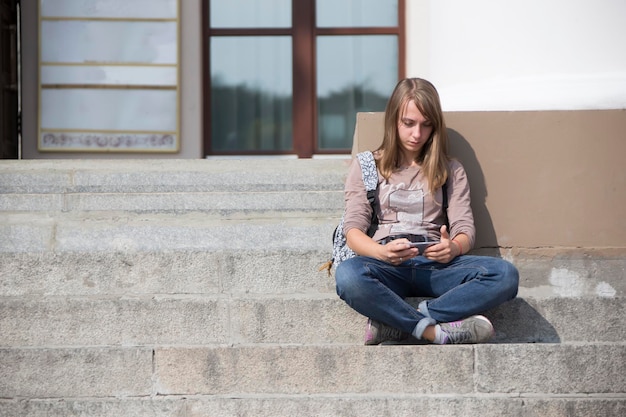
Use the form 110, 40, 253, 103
335, 78, 519, 345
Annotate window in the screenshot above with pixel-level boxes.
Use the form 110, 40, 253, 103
38, 0, 180, 153
204, 0, 404, 157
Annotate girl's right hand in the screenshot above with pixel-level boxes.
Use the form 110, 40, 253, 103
379, 239, 418, 265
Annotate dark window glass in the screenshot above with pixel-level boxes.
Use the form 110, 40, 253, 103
210, 36, 292, 152
317, 35, 397, 150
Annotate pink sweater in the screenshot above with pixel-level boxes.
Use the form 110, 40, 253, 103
342, 156, 476, 249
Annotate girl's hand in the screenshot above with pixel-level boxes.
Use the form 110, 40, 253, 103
423, 225, 461, 263
379, 239, 418, 265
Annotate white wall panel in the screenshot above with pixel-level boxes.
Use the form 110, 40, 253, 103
407, 0, 626, 111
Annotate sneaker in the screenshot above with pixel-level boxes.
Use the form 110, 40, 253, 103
364, 319, 409, 345
439, 315, 494, 344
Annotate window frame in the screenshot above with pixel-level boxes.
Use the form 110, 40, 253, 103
203, 0, 405, 158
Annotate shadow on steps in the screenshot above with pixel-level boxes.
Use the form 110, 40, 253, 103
487, 298, 561, 343
390, 297, 561, 345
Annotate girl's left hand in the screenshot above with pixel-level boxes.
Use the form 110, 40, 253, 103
422, 225, 461, 263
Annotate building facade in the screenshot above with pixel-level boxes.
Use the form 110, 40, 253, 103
1, 0, 625, 159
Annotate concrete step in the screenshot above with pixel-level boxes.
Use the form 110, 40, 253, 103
0, 159, 349, 193
0, 249, 337, 297
0, 159, 347, 220
0, 396, 624, 417
0, 189, 344, 216
2, 396, 625, 417
1, 245, 624, 299
0, 213, 336, 252
0, 295, 623, 347
1, 344, 624, 398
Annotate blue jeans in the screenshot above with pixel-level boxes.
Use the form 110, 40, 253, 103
335, 255, 519, 339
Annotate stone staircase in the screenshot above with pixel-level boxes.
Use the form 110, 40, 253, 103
0, 159, 624, 417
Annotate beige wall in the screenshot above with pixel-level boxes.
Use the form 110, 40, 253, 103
20, 0, 203, 159
352, 110, 626, 249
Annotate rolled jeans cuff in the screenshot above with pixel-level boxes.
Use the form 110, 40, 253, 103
418, 300, 432, 319
412, 316, 436, 339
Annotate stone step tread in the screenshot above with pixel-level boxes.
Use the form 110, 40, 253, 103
0, 214, 337, 252
1, 296, 623, 346
1, 250, 624, 300
1, 344, 624, 399
0, 189, 344, 213
0, 250, 336, 297
1, 396, 623, 417
0, 159, 349, 194
2, 214, 624, 264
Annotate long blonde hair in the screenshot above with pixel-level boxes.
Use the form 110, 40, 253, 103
376, 78, 449, 192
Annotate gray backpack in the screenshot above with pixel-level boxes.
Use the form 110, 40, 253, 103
320, 151, 379, 275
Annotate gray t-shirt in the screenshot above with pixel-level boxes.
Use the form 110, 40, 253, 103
342, 156, 476, 248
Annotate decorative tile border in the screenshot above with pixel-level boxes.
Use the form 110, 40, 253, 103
39, 132, 177, 152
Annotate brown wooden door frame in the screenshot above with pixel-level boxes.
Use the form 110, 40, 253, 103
202, 0, 405, 158
0, 0, 19, 159
292, 0, 315, 158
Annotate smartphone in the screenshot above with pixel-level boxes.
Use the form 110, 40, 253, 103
408, 241, 438, 252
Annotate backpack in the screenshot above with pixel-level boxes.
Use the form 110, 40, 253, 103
320, 151, 379, 275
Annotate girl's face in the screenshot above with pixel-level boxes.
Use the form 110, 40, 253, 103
397, 99, 434, 157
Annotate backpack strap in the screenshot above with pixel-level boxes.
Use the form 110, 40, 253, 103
356, 151, 378, 191
442, 180, 449, 230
